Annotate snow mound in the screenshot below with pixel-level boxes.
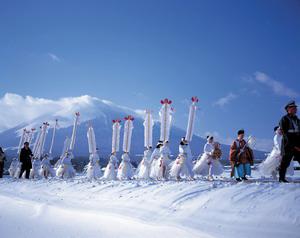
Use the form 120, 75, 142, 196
0, 173, 299, 238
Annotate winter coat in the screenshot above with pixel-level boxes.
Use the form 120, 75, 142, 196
19, 147, 33, 169
279, 114, 300, 156
229, 139, 254, 176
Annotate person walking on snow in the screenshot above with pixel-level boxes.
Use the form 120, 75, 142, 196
278, 101, 300, 183
229, 130, 254, 182
19, 142, 33, 179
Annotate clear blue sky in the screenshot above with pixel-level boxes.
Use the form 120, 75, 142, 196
0, 0, 300, 150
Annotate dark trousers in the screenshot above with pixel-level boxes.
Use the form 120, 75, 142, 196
19, 166, 30, 179
294, 151, 300, 163
279, 150, 300, 179
0, 161, 3, 178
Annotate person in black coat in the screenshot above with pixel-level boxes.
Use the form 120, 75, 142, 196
0, 147, 6, 178
19, 142, 33, 179
279, 100, 300, 183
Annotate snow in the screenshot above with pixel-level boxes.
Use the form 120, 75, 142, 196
0, 170, 299, 238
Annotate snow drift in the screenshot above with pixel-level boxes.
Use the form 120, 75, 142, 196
0, 170, 299, 238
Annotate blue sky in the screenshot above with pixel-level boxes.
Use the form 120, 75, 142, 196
0, 0, 300, 150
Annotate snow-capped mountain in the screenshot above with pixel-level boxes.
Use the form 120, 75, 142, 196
0, 93, 265, 163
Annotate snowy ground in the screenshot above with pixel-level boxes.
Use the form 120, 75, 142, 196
0, 169, 300, 238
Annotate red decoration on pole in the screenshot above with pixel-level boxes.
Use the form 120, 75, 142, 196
124, 115, 134, 121
191, 96, 199, 103
112, 119, 121, 123
160, 98, 172, 105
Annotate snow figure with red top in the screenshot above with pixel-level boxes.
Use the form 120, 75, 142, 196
170, 97, 198, 180
103, 119, 121, 180
56, 112, 79, 179
40, 119, 58, 179
30, 122, 49, 179
85, 122, 102, 180
136, 110, 154, 179
117, 115, 134, 180
151, 99, 173, 180
159, 98, 173, 143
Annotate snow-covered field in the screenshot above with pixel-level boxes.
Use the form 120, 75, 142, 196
0, 170, 300, 238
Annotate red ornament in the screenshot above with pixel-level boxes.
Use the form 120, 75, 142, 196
160, 98, 172, 105
124, 115, 134, 121
112, 119, 121, 124
191, 96, 199, 103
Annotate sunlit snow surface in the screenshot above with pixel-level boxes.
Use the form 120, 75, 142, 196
0, 169, 299, 238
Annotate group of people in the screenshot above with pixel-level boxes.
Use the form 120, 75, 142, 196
0, 99, 299, 183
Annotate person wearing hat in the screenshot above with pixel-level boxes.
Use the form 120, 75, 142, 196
19, 142, 33, 179
152, 140, 172, 180
149, 141, 163, 179
278, 100, 300, 183
170, 137, 194, 180
0, 147, 6, 178
229, 130, 254, 182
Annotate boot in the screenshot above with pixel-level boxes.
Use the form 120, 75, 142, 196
279, 178, 289, 183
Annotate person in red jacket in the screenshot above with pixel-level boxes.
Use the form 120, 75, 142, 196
229, 130, 254, 182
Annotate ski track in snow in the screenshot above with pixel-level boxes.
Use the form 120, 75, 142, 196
0, 172, 300, 238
